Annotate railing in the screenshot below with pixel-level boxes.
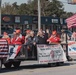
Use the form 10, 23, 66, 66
0, 39, 70, 60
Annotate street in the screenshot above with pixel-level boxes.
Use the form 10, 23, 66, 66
0, 60, 76, 75
0, 0, 76, 75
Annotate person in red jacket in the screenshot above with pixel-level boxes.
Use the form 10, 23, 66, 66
11, 30, 17, 44
47, 30, 61, 44
10, 29, 24, 57
15, 30, 22, 44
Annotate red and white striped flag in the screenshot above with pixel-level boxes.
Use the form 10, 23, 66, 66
0, 39, 8, 58
66, 14, 76, 28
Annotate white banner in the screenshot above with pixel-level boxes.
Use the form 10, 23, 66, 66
8, 45, 19, 59
37, 44, 67, 64
68, 41, 76, 56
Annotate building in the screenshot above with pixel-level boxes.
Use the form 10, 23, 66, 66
1, 14, 67, 34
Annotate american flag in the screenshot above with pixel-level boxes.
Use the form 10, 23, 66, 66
0, 39, 8, 58
66, 14, 76, 28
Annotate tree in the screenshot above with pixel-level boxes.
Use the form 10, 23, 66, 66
28, 0, 33, 4
2, 2, 13, 14
61, 12, 73, 18
40, 0, 64, 17
12, 2, 19, 14
1, 0, 74, 18
49, 0, 64, 17
27, 0, 38, 15
26, 0, 64, 17
18, 3, 29, 15
1, 2, 19, 15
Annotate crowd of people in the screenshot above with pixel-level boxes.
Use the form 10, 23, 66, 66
1, 29, 62, 45
1, 28, 76, 58
2, 28, 76, 45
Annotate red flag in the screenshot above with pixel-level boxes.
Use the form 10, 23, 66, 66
66, 14, 76, 28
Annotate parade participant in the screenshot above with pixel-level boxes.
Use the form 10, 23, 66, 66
44, 29, 50, 44
11, 30, 17, 44
36, 30, 46, 44
25, 31, 37, 57
26, 30, 31, 35
25, 30, 31, 44
14, 29, 24, 44
11, 29, 24, 44
47, 30, 61, 44
9, 29, 24, 59
2, 32, 11, 44
61, 29, 70, 43
25, 31, 36, 45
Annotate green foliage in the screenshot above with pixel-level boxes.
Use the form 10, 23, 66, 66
18, 3, 28, 15
1, 0, 73, 18
2, 2, 19, 15
60, 12, 73, 18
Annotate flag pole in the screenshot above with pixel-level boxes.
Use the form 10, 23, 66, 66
38, 0, 41, 30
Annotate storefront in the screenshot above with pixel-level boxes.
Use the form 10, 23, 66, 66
1, 14, 67, 34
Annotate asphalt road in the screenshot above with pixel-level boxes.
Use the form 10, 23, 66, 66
0, 60, 76, 75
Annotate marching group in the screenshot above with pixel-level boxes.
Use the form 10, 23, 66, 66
2, 29, 62, 45
1, 28, 76, 58
2, 28, 76, 44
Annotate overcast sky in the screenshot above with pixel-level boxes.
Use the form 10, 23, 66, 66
2, 0, 76, 13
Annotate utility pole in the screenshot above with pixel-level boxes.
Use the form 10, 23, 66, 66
38, 0, 41, 30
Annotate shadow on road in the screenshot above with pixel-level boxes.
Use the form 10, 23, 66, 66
0, 62, 75, 73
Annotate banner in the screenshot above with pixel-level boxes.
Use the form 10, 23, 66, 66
0, 39, 8, 58
37, 44, 67, 64
68, 41, 76, 56
8, 45, 22, 59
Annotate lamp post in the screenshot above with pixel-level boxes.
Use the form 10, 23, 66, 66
38, 0, 41, 30
0, 0, 1, 35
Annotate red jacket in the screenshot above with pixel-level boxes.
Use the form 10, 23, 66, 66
47, 36, 60, 43
6, 38, 11, 44
22, 36, 25, 44
11, 34, 24, 45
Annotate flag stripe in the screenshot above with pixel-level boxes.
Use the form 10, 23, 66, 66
66, 14, 76, 21
67, 24, 76, 28
0, 39, 8, 58
66, 14, 76, 28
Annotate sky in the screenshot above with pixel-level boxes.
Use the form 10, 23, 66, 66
2, 0, 76, 13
